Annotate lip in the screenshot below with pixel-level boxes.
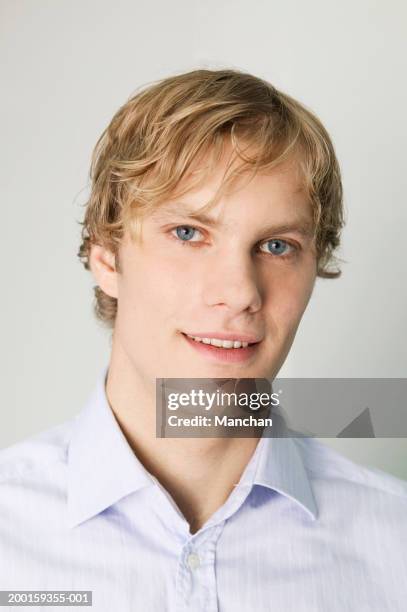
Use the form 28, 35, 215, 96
183, 331, 263, 344
181, 332, 262, 364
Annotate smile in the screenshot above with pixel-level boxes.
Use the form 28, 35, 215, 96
186, 334, 251, 349
181, 332, 261, 364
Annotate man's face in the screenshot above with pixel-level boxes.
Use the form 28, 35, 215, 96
101, 149, 317, 383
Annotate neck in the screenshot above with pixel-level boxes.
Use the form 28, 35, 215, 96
105, 349, 261, 534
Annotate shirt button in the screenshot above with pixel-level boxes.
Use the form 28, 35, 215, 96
186, 552, 201, 570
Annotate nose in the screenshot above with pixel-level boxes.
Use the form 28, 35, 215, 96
202, 250, 263, 315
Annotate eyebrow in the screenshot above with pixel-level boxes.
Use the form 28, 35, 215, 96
152, 202, 315, 238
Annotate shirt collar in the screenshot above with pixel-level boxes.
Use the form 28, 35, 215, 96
253, 433, 318, 521
67, 366, 318, 528
67, 365, 154, 528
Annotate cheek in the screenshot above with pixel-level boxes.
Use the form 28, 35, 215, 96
267, 265, 315, 329
118, 250, 191, 322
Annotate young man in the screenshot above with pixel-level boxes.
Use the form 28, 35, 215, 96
1, 69, 406, 611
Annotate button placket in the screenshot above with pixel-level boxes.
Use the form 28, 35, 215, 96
174, 522, 225, 612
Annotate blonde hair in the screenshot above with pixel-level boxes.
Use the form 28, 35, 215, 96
78, 68, 345, 328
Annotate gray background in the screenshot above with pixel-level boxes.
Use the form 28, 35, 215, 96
1, 0, 406, 479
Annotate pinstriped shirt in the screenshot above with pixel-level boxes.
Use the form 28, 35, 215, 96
1, 365, 406, 611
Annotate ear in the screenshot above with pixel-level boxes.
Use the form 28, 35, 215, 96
88, 244, 119, 299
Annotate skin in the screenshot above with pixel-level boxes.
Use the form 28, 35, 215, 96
89, 143, 318, 534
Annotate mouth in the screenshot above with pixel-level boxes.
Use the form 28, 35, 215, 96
180, 332, 262, 364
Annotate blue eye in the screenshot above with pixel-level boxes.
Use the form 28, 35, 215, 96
260, 239, 293, 257
174, 226, 201, 242
171, 226, 296, 258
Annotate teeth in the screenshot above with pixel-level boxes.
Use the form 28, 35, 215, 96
187, 334, 249, 349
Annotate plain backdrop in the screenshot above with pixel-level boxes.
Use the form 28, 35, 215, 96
1, 0, 406, 479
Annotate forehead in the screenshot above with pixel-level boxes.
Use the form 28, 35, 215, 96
150, 155, 311, 226
178, 137, 306, 198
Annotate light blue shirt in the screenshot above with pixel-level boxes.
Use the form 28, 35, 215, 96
1, 366, 406, 611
